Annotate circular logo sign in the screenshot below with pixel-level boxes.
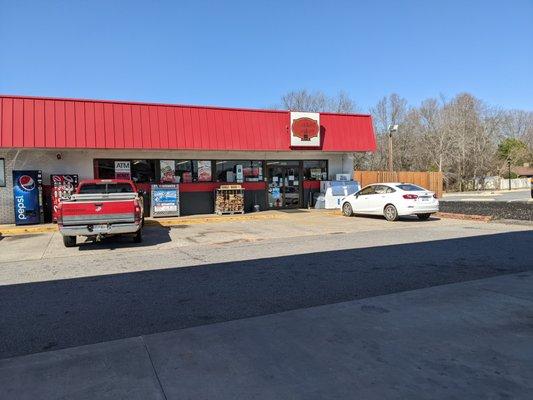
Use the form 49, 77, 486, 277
291, 117, 319, 141
18, 175, 36, 191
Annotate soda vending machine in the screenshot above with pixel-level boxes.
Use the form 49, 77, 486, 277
51, 174, 79, 222
12, 170, 42, 225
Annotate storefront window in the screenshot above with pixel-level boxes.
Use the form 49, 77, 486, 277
160, 160, 213, 183
131, 160, 156, 183
0, 158, 5, 187
95, 160, 115, 179
303, 160, 328, 180
174, 160, 193, 183
96, 159, 156, 182
95, 159, 267, 183
216, 160, 263, 182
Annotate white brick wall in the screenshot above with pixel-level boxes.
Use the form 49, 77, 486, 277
0, 151, 15, 224
0, 149, 354, 224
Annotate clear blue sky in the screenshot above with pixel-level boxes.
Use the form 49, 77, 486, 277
1, 0, 531, 112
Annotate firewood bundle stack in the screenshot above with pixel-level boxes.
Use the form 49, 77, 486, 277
215, 185, 245, 214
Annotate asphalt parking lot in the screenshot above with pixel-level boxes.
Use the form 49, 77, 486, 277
1, 210, 531, 284
1, 210, 532, 359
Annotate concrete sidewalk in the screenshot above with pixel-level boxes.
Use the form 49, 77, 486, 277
1, 273, 532, 400
0, 210, 290, 236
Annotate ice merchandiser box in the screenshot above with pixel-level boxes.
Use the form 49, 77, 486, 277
317, 180, 360, 209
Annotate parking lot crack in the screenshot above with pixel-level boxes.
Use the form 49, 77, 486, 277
177, 247, 206, 262
40, 232, 56, 260
141, 336, 168, 400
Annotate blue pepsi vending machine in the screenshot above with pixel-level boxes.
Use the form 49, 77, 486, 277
12, 170, 43, 225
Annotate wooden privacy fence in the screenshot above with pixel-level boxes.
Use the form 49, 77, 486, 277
353, 171, 444, 198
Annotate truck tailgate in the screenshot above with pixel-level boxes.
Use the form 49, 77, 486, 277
61, 199, 136, 226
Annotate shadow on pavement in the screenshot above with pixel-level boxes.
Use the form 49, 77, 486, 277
0, 230, 532, 359
76, 222, 172, 251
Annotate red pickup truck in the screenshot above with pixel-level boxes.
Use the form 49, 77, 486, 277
57, 179, 145, 247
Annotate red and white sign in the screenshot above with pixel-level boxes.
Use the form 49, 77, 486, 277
160, 160, 176, 183
197, 160, 212, 182
290, 112, 320, 147
51, 174, 78, 222
114, 161, 131, 179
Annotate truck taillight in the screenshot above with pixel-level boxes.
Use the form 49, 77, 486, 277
134, 203, 141, 223
403, 194, 418, 199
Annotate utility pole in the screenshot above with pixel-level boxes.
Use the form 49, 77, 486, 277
387, 125, 398, 172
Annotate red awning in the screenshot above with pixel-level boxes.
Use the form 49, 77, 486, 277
0, 95, 376, 152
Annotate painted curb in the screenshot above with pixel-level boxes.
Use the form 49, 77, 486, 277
0, 225, 58, 236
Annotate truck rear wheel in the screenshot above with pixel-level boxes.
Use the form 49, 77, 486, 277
133, 229, 143, 243
63, 236, 76, 247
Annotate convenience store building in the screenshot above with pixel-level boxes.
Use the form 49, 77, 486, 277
0, 95, 376, 224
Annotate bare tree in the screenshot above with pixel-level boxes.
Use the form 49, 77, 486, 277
418, 98, 451, 172
368, 93, 408, 170
328, 91, 357, 113
281, 90, 359, 114
501, 109, 533, 152
281, 90, 327, 112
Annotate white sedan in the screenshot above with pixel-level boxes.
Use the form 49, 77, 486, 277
341, 183, 439, 221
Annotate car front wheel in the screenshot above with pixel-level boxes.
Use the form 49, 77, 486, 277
342, 202, 353, 217
384, 204, 399, 221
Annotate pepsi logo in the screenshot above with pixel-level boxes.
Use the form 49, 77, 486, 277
18, 175, 36, 191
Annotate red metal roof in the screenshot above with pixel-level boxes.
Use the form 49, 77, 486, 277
0, 95, 376, 152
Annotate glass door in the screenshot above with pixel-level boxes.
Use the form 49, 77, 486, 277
267, 161, 301, 208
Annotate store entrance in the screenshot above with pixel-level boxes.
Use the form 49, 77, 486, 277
266, 161, 301, 209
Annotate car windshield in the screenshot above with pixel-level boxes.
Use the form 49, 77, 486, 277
79, 183, 133, 194
396, 184, 424, 191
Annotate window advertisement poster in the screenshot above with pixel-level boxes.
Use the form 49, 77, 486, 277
160, 160, 176, 183
197, 160, 212, 182
115, 161, 131, 179
310, 168, 322, 180
151, 184, 180, 217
